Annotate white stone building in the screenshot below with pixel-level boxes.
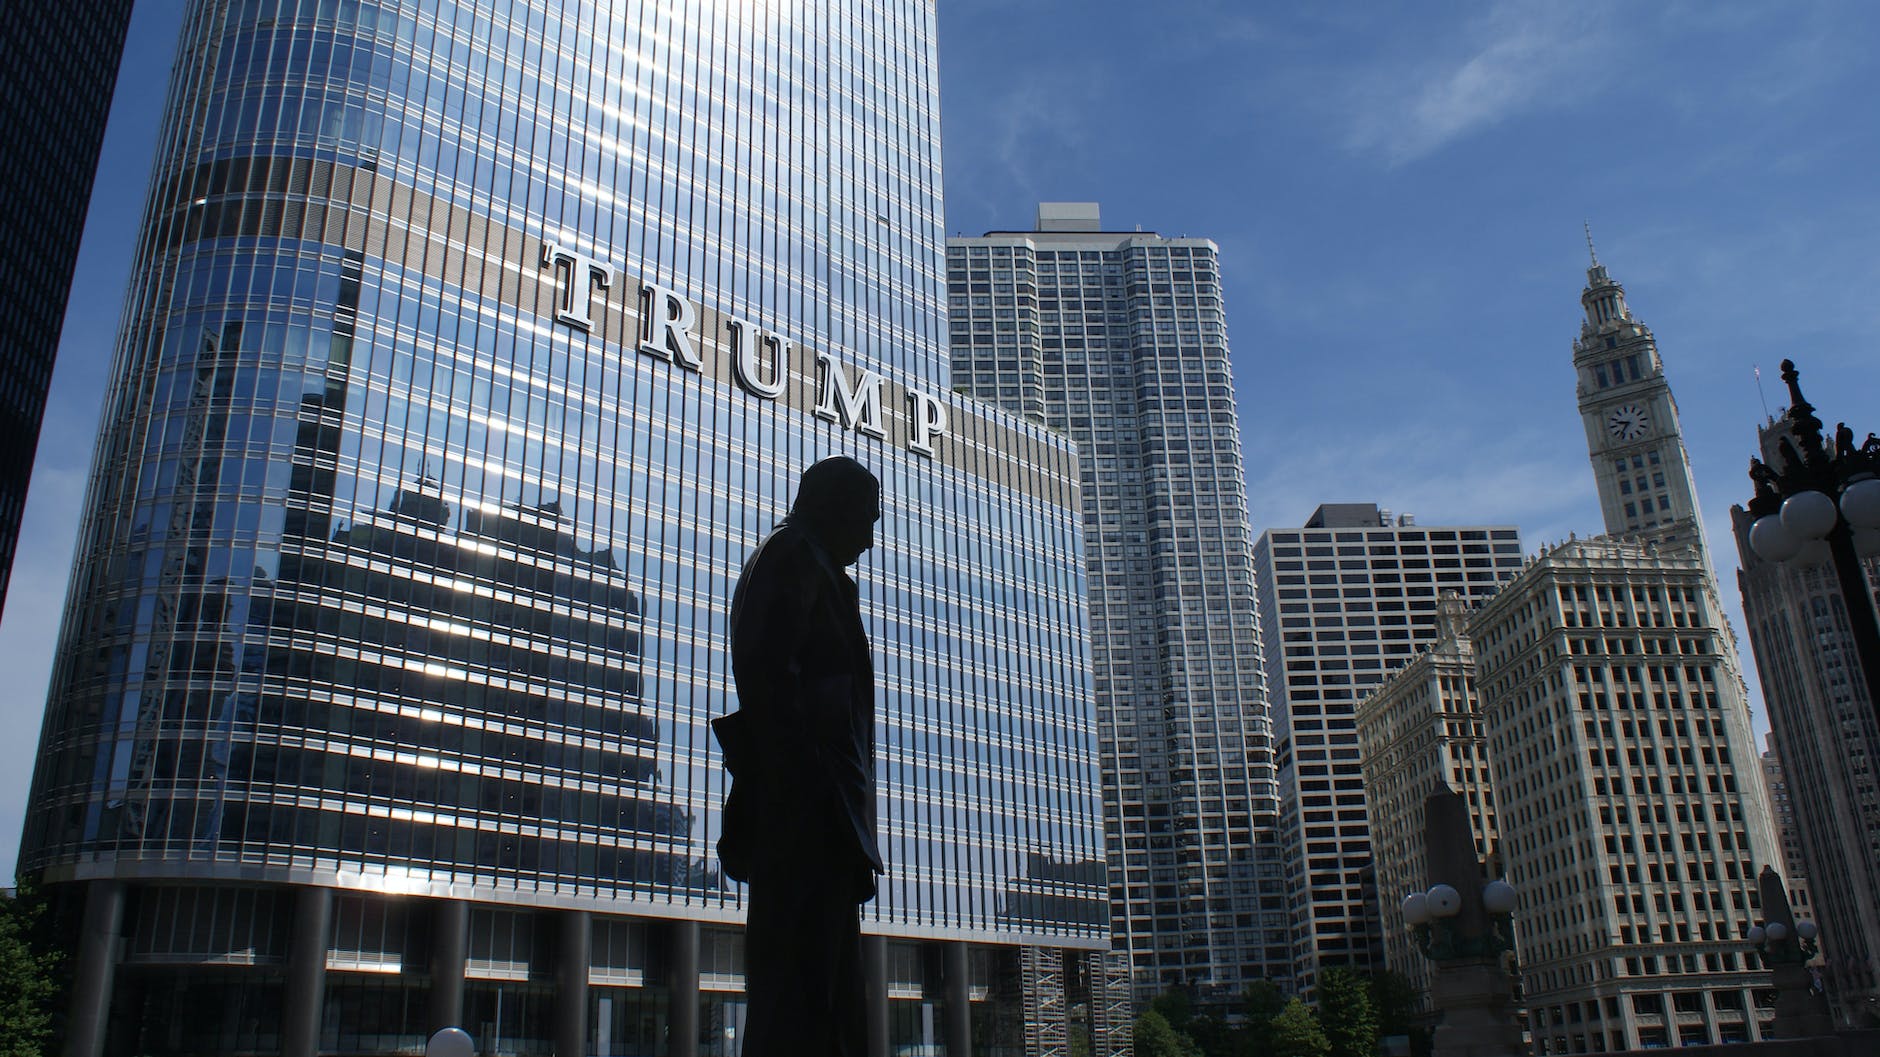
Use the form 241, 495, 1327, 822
1472, 537, 1780, 1051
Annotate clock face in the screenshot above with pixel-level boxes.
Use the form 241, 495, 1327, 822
1607, 404, 1650, 442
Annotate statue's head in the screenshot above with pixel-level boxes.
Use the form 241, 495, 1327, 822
792, 457, 881, 566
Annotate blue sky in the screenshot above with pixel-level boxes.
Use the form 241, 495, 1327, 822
3, 0, 1877, 877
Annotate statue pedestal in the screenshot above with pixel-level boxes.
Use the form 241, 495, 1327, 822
1430, 958, 1525, 1057
1769, 962, 1834, 1040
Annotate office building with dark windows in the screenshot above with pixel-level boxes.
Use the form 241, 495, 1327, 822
22, 2, 1123, 1055
948, 204, 1291, 1003
0, 0, 136, 618
1252, 504, 1523, 995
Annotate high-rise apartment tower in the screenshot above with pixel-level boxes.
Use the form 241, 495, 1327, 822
22, 5, 1119, 1055
0, 0, 136, 617
948, 203, 1288, 1000
1253, 504, 1522, 994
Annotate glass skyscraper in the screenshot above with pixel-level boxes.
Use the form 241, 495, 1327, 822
0, 0, 136, 618
21, 2, 1117, 1055
948, 204, 1290, 1003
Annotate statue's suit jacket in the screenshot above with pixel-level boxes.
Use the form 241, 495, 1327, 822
717, 520, 883, 896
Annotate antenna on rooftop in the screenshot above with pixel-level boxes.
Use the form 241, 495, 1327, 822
1584, 221, 1599, 267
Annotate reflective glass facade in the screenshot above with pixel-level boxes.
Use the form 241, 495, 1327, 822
23, 2, 1111, 1044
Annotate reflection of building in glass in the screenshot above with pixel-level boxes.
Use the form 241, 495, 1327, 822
1253, 504, 1523, 995
0, 0, 135, 618
1732, 414, 1880, 1026
22, 2, 1112, 1054
949, 203, 1289, 1004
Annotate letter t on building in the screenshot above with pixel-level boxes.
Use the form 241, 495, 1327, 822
542, 241, 617, 330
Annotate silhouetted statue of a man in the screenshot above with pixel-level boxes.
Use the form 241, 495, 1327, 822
716, 456, 883, 1057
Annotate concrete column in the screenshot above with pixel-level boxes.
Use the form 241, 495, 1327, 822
61, 879, 125, 1057
668, 919, 699, 1057
942, 941, 972, 1057
863, 934, 889, 1057
556, 910, 591, 1057
281, 886, 333, 1057
428, 898, 468, 1033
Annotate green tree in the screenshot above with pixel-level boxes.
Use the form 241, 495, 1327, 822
1185, 1011, 1235, 1057
1240, 980, 1288, 1057
1150, 986, 1196, 1033
1134, 1008, 1204, 1057
0, 882, 62, 1057
1268, 998, 1330, 1057
1317, 968, 1379, 1057
1367, 969, 1431, 1057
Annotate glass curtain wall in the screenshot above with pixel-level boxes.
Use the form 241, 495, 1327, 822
24, 0, 1104, 954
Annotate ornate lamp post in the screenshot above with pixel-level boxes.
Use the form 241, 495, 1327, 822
1406, 789, 1525, 1057
1744, 359, 1880, 721
1746, 865, 1833, 1039
1405, 880, 1518, 963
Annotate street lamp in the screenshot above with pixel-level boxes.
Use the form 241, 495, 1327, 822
1745, 865, 1832, 1039
1409, 789, 1525, 1057
1745, 359, 1880, 724
1405, 880, 1518, 962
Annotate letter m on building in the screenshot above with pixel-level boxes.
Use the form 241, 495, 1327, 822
813, 351, 886, 439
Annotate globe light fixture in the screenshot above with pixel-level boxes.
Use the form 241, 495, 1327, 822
1747, 925, 1766, 944
1765, 921, 1791, 943
1427, 884, 1462, 918
1839, 477, 1880, 529
1748, 515, 1804, 562
1481, 879, 1517, 915
1402, 891, 1430, 926
1780, 490, 1839, 540
1795, 920, 1819, 942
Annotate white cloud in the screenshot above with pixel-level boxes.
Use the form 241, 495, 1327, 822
1344, 0, 1613, 165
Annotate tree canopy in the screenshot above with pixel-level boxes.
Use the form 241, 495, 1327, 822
1134, 1008, 1204, 1057
1268, 998, 1331, 1057
1317, 968, 1379, 1057
0, 882, 62, 1057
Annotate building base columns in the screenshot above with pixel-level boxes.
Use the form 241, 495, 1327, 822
555, 909, 590, 1057
282, 885, 333, 1057
669, 919, 699, 1057
61, 879, 125, 1057
428, 898, 468, 1033
863, 934, 889, 1057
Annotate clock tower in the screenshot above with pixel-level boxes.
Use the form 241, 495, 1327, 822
1573, 249, 1710, 556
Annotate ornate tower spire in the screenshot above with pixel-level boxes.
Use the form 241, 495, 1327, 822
1579, 240, 1634, 336
1571, 249, 1711, 558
